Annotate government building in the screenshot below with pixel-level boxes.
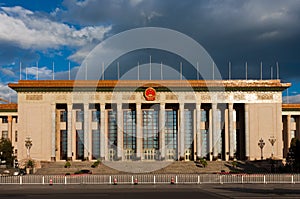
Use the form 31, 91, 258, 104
1, 79, 299, 164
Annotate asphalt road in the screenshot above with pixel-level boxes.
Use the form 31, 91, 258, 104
0, 184, 300, 199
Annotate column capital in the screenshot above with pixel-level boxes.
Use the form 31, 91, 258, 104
212, 103, 217, 109
7, 115, 12, 123
244, 103, 249, 110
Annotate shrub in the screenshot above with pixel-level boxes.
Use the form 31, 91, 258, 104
232, 161, 238, 168
199, 158, 208, 168
25, 159, 35, 168
91, 159, 101, 168
64, 161, 71, 168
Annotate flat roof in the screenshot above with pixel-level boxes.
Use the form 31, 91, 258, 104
8, 80, 291, 92
0, 104, 18, 112
282, 104, 300, 111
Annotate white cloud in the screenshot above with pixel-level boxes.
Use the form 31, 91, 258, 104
0, 6, 111, 52
283, 94, 300, 104
23, 66, 53, 80
0, 84, 17, 103
0, 67, 16, 77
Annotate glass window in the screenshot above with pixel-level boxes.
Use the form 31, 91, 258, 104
123, 110, 136, 150
15, 131, 17, 142
201, 129, 208, 157
76, 111, 84, 122
184, 110, 193, 150
2, 117, 8, 123
92, 111, 100, 122
60, 130, 67, 160
108, 110, 117, 149
2, 131, 8, 139
165, 110, 177, 150
92, 129, 100, 159
201, 110, 207, 122
60, 111, 67, 122
76, 130, 84, 160
143, 110, 159, 150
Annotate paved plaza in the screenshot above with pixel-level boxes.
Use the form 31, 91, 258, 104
0, 184, 300, 199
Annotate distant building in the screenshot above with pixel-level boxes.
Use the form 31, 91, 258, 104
2, 79, 297, 162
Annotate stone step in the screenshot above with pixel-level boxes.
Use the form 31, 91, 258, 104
36, 160, 269, 175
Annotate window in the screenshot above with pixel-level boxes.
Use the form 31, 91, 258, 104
123, 110, 136, 150
60, 111, 67, 122
15, 131, 18, 142
13, 116, 18, 123
76, 111, 84, 122
2, 131, 8, 139
165, 110, 177, 150
2, 117, 8, 123
92, 111, 100, 122
108, 110, 117, 149
92, 130, 100, 159
143, 110, 159, 150
184, 110, 193, 150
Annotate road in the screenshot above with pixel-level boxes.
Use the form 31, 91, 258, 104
0, 184, 300, 199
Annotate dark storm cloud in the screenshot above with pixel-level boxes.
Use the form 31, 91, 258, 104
57, 0, 300, 81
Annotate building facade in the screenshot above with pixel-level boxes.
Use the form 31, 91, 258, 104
5, 79, 296, 162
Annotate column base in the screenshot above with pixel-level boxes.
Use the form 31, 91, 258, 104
134, 156, 141, 161
84, 157, 89, 161
99, 157, 105, 161
51, 157, 56, 162
245, 156, 250, 161
179, 156, 185, 161
67, 157, 72, 161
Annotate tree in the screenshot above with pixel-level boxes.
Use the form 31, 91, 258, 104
0, 138, 14, 167
286, 138, 300, 173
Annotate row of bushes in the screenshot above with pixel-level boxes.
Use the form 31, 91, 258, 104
64, 160, 101, 168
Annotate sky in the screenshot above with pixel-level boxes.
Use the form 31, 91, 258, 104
0, 0, 300, 103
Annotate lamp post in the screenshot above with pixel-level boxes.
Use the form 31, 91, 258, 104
268, 136, 276, 159
25, 136, 32, 159
258, 138, 265, 160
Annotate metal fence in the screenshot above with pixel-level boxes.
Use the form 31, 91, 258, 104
0, 174, 300, 185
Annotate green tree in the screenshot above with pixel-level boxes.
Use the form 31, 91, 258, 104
286, 138, 300, 172
0, 138, 14, 167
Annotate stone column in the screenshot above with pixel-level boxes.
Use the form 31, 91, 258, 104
51, 103, 56, 161
136, 103, 142, 160
296, 116, 300, 140
208, 108, 213, 161
83, 103, 89, 160
71, 109, 77, 160
160, 103, 165, 160
196, 103, 201, 160
67, 103, 72, 160
287, 115, 291, 149
100, 103, 106, 160
7, 115, 12, 140
224, 108, 229, 161
88, 110, 93, 160
179, 103, 185, 160
245, 103, 250, 160
228, 103, 234, 159
117, 103, 123, 160
212, 103, 218, 159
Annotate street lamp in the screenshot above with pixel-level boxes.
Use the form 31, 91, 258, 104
258, 138, 265, 160
268, 136, 276, 159
25, 136, 33, 159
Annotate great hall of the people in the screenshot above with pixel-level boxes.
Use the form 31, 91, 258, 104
1, 79, 299, 163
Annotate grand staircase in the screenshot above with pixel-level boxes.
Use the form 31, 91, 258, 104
35, 160, 269, 175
